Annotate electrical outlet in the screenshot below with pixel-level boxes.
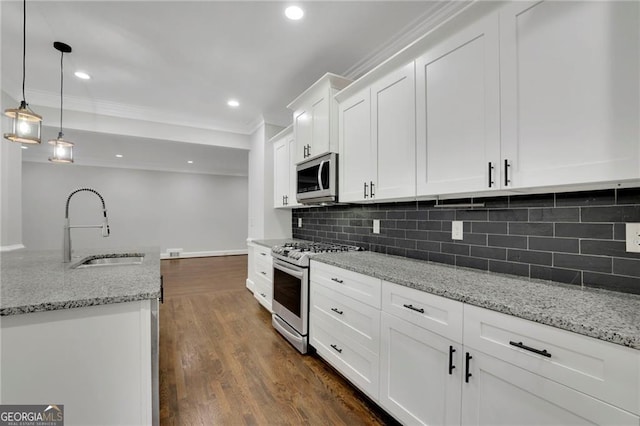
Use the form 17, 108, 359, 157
298, 218, 302, 228
373, 219, 380, 234
626, 223, 640, 253
452, 221, 463, 240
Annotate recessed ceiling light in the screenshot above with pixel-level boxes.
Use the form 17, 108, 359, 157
285, 5, 304, 20
115, 154, 123, 158
227, 99, 240, 108
187, 160, 194, 164
74, 71, 91, 80
21, 146, 28, 150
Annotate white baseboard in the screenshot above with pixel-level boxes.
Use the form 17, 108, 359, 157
160, 249, 248, 259
0, 244, 25, 252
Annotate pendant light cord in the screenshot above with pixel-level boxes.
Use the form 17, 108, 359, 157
21, 0, 26, 104
59, 49, 64, 137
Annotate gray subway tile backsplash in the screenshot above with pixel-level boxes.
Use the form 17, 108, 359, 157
292, 188, 640, 294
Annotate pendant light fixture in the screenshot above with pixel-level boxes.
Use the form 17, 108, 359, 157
48, 42, 74, 163
3, 0, 42, 144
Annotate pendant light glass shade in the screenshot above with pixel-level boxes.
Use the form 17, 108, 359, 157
48, 135, 73, 163
4, 101, 42, 144
4, 0, 42, 144
48, 41, 74, 164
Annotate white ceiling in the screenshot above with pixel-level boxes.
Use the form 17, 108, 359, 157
1, 1, 468, 175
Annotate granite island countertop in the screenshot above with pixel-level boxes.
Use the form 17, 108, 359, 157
1, 248, 161, 316
312, 251, 640, 350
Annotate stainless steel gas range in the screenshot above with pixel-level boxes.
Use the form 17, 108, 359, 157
271, 241, 362, 354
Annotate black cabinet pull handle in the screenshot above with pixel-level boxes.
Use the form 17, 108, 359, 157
331, 307, 344, 315
260, 271, 267, 275
260, 252, 267, 256
370, 181, 375, 198
449, 346, 456, 375
160, 275, 164, 304
509, 341, 552, 358
260, 293, 266, 298
364, 182, 369, 199
504, 159, 511, 186
331, 278, 344, 284
465, 352, 472, 383
403, 303, 425, 314
330, 344, 343, 354
488, 162, 494, 188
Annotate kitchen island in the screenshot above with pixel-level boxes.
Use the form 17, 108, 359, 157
0, 248, 161, 426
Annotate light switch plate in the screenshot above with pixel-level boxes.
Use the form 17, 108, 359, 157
452, 221, 463, 240
298, 218, 302, 228
373, 219, 380, 234
626, 223, 640, 253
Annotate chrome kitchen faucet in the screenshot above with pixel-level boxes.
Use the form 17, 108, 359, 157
63, 188, 110, 262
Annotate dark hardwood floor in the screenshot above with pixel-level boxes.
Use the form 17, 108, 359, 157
159, 255, 394, 425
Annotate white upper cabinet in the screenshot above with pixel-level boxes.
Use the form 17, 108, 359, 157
273, 138, 289, 208
339, 62, 416, 203
372, 63, 416, 201
415, 1, 639, 198
287, 135, 299, 207
416, 14, 501, 196
272, 126, 298, 208
288, 73, 352, 164
338, 89, 372, 203
500, 1, 640, 189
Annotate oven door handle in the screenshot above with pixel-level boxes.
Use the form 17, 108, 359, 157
273, 259, 305, 280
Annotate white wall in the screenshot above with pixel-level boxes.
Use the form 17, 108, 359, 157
0, 91, 23, 250
22, 162, 248, 256
247, 122, 291, 240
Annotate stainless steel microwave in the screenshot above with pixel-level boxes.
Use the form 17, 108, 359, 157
296, 152, 337, 204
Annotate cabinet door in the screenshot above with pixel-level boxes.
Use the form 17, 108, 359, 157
287, 134, 300, 207
461, 350, 640, 426
310, 91, 331, 158
371, 62, 416, 201
380, 312, 462, 426
416, 14, 500, 196
295, 108, 312, 163
273, 139, 289, 208
339, 89, 373, 203
500, 1, 640, 189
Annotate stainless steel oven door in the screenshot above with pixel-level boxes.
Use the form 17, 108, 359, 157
272, 259, 308, 339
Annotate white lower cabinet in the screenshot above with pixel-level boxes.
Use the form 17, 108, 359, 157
380, 312, 462, 425
309, 263, 640, 425
460, 349, 639, 426
247, 243, 273, 312
310, 263, 381, 400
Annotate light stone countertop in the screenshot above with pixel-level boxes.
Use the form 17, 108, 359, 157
251, 238, 306, 249
0, 248, 161, 316
311, 251, 640, 350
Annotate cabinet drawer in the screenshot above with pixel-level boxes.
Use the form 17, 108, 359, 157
254, 253, 272, 282
310, 261, 381, 308
464, 304, 640, 415
310, 311, 379, 400
253, 274, 272, 312
311, 282, 380, 354
382, 281, 463, 344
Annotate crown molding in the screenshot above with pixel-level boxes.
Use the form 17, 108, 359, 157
343, 1, 473, 80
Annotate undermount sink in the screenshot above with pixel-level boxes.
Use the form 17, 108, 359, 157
71, 253, 145, 269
